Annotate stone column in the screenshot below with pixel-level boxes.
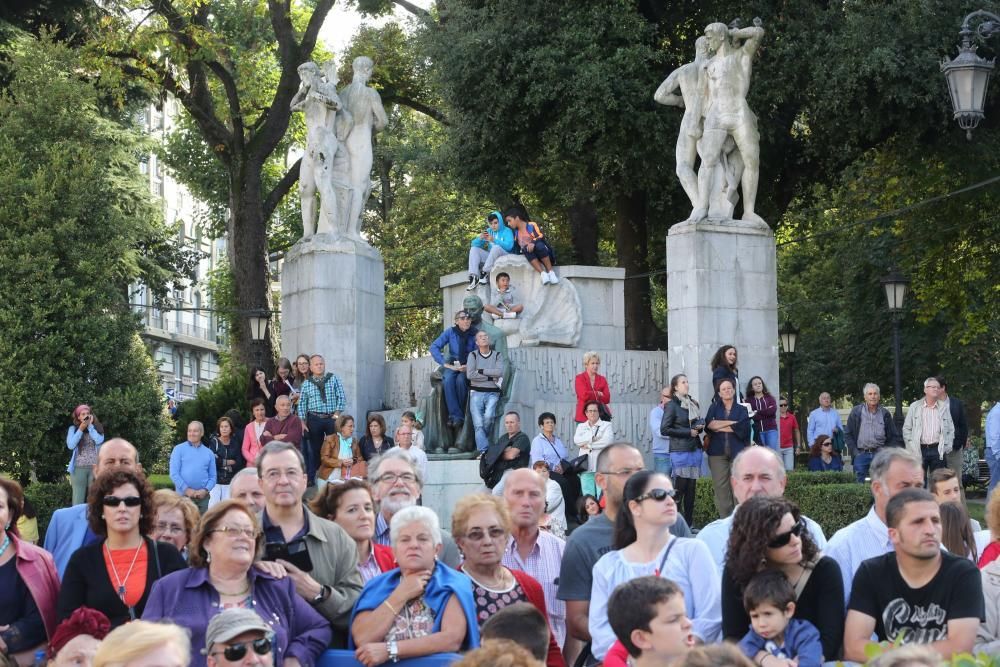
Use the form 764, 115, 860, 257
281, 234, 385, 419
666, 219, 779, 409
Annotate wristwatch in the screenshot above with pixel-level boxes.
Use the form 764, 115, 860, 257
311, 584, 331, 605
387, 639, 399, 663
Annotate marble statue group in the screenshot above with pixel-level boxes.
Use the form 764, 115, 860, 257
655, 19, 766, 226
291, 56, 388, 241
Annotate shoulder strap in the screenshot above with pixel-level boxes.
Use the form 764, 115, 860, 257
794, 557, 818, 600
657, 537, 679, 576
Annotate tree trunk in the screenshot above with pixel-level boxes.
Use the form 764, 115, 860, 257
567, 194, 599, 265
615, 190, 662, 350
227, 158, 277, 375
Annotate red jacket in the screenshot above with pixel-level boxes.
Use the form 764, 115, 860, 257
13, 534, 60, 640
574, 372, 611, 423
373, 542, 396, 572
603, 640, 630, 667
510, 569, 564, 667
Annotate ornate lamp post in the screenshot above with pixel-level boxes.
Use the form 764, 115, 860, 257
246, 309, 271, 367
880, 270, 910, 428
942, 11, 1000, 139
778, 321, 799, 409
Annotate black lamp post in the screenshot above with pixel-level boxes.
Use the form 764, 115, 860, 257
942, 10, 1000, 139
246, 309, 271, 367
880, 270, 910, 428
778, 321, 799, 409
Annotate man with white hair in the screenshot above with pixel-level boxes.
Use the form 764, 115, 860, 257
807, 392, 843, 445
697, 446, 826, 570
368, 449, 461, 567
229, 467, 266, 514
844, 382, 903, 482
391, 423, 428, 481
169, 420, 216, 513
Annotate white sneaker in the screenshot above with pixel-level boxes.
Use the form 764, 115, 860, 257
547, 271, 559, 284
466, 275, 477, 291
540, 271, 551, 285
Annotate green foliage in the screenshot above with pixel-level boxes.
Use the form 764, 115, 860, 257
173, 367, 249, 446
0, 35, 180, 481
23, 482, 72, 546
693, 472, 872, 536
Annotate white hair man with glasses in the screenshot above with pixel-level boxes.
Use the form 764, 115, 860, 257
253, 442, 363, 647
368, 449, 462, 567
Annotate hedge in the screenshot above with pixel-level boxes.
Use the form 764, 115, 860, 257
692, 471, 872, 537
23, 481, 72, 545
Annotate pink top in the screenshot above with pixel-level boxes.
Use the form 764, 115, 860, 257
242, 421, 265, 467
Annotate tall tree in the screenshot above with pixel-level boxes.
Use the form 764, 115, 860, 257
97, 0, 337, 371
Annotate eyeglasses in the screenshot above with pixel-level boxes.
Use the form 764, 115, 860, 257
768, 519, 805, 549
457, 315, 471, 320
102, 495, 142, 508
779, 403, 788, 407
212, 526, 258, 539
822, 441, 833, 447
376, 472, 417, 484
598, 468, 643, 477
635, 488, 675, 503
154, 522, 185, 535
263, 468, 303, 483
464, 527, 506, 542
212, 636, 272, 661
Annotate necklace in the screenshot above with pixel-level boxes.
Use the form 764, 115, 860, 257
463, 565, 510, 591
212, 576, 251, 597
790, 564, 807, 590
106, 540, 144, 619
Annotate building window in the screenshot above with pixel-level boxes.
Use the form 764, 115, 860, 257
172, 350, 183, 378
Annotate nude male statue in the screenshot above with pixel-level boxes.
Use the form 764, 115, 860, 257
691, 20, 765, 226
654, 36, 711, 216
290, 62, 341, 238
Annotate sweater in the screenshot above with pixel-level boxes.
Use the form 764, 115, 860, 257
260, 414, 304, 450
168, 441, 216, 493
466, 348, 505, 392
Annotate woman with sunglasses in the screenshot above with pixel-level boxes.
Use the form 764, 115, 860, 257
143, 499, 331, 667
722, 496, 844, 662
58, 470, 186, 628
589, 471, 721, 662
452, 494, 563, 667
807, 435, 843, 472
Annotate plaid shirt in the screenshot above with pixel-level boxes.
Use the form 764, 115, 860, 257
502, 529, 567, 648
296, 373, 347, 418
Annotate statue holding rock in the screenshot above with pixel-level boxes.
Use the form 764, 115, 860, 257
291, 61, 341, 238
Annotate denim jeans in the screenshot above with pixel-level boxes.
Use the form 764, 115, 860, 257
987, 448, 1000, 498
470, 390, 499, 452
653, 453, 673, 477
305, 414, 337, 485
779, 446, 795, 471
853, 450, 875, 483
760, 429, 779, 452
442, 368, 470, 422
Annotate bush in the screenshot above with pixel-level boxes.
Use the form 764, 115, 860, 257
693, 470, 872, 537
23, 481, 72, 545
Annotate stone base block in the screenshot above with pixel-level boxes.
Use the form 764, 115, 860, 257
281, 234, 385, 418
422, 459, 484, 529
666, 218, 779, 408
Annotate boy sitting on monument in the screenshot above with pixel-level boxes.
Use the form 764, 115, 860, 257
467, 210, 515, 290
483, 272, 523, 319
505, 205, 559, 285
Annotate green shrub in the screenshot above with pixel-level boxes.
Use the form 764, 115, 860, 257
693, 470, 872, 537
148, 474, 175, 490
24, 481, 72, 545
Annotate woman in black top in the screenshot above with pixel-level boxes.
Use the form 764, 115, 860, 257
722, 496, 844, 661
659, 373, 704, 526
207, 416, 245, 502
704, 379, 751, 518
358, 414, 394, 462
246, 366, 275, 417
709, 345, 742, 404
57, 470, 185, 628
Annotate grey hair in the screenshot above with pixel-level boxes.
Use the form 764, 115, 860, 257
389, 506, 442, 547
275, 394, 292, 406
869, 447, 922, 485
255, 441, 306, 474
231, 467, 258, 484
188, 420, 204, 434
583, 350, 601, 366
863, 383, 880, 396
369, 449, 423, 487
731, 445, 786, 481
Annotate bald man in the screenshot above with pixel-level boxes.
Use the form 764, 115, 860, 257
45, 438, 141, 577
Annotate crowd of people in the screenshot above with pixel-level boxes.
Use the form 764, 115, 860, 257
11, 341, 996, 666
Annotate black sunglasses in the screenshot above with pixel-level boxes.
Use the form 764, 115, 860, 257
102, 495, 142, 508
214, 636, 272, 661
768, 519, 805, 549
635, 488, 676, 503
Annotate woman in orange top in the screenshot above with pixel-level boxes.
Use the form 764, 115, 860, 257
56, 470, 185, 628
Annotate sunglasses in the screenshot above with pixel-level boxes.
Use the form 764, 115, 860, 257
465, 526, 506, 542
213, 636, 272, 661
102, 495, 142, 508
768, 519, 805, 549
635, 488, 676, 503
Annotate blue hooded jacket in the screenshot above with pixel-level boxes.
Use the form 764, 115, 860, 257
471, 210, 515, 252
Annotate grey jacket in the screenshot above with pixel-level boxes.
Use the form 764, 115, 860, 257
302, 508, 365, 639
466, 348, 505, 392
902, 398, 955, 459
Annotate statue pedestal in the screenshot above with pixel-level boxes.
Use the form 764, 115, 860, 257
666, 219, 779, 407
280, 234, 385, 418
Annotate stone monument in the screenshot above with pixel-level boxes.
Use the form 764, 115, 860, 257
281, 57, 387, 419
660, 20, 779, 410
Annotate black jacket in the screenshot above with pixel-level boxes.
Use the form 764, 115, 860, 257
58, 537, 186, 628
481, 431, 530, 488
948, 396, 969, 450
208, 434, 245, 485
844, 404, 903, 454
660, 397, 701, 453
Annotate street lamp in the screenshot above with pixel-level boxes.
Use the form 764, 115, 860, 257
778, 320, 799, 409
880, 270, 910, 428
246, 309, 271, 342
942, 10, 1000, 139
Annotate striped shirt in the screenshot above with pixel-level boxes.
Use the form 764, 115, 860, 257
920, 400, 942, 444
825, 506, 894, 605
503, 530, 567, 648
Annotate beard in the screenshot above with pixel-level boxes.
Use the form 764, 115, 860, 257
381, 492, 416, 516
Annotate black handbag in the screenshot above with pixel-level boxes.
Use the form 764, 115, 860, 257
561, 454, 590, 476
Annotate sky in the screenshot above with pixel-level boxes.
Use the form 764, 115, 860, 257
318, 0, 432, 54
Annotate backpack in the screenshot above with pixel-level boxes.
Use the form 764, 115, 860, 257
479, 452, 503, 489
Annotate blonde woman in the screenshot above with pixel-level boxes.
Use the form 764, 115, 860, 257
92, 620, 190, 667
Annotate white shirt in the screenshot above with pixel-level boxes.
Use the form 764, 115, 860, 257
825, 506, 894, 605
696, 507, 827, 571
389, 445, 428, 481
544, 479, 567, 538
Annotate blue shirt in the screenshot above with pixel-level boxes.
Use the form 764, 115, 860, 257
649, 404, 670, 455
739, 618, 823, 667
169, 441, 216, 493
987, 403, 1000, 456
807, 407, 843, 443
530, 433, 568, 471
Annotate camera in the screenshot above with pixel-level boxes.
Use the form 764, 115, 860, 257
691, 418, 706, 431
